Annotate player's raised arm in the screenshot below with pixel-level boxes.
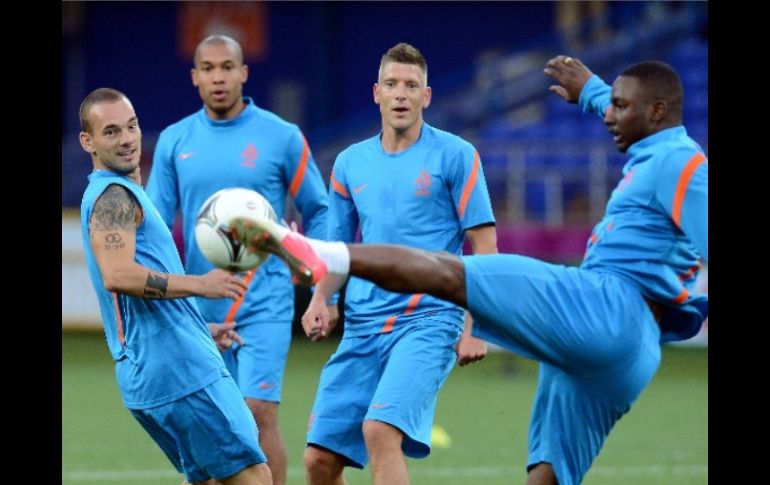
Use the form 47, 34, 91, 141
89, 184, 247, 300
543, 55, 594, 103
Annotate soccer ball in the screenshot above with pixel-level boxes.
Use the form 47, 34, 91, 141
194, 188, 277, 271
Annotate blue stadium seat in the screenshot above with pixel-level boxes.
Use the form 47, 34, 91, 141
546, 117, 584, 141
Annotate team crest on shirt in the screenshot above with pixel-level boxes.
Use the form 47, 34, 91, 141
415, 170, 432, 196
241, 143, 258, 168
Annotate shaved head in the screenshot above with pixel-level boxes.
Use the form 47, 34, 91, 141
194, 34, 244, 65
79, 87, 130, 134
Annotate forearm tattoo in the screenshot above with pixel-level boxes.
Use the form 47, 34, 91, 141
143, 271, 169, 299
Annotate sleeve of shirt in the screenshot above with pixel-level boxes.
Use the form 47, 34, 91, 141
655, 149, 708, 261
283, 129, 329, 241
324, 155, 358, 306
145, 130, 180, 228
327, 155, 359, 243
448, 145, 496, 230
578, 74, 612, 118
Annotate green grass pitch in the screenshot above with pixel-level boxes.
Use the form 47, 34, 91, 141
62, 332, 707, 484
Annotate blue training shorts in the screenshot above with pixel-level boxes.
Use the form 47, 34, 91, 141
307, 317, 462, 468
221, 320, 292, 403
463, 254, 661, 485
130, 375, 267, 483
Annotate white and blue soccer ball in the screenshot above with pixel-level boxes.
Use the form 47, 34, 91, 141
194, 187, 277, 271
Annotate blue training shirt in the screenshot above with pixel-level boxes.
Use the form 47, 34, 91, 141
81, 170, 227, 409
330, 122, 496, 337
579, 75, 708, 342
146, 97, 329, 326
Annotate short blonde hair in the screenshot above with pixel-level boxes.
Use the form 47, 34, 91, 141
379, 42, 428, 83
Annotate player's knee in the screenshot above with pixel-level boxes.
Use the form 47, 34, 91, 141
222, 463, 272, 485
526, 462, 558, 485
304, 446, 344, 480
362, 420, 402, 450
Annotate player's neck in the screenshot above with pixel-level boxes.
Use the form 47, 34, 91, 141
205, 98, 246, 121
380, 121, 423, 154
127, 170, 142, 185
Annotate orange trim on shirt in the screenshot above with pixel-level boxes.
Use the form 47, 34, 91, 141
330, 170, 350, 198
457, 151, 481, 219
225, 270, 257, 322
288, 137, 310, 198
381, 315, 398, 334
672, 153, 706, 227
672, 288, 689, 304
112, 293, 125, 345
403, 293, 424, 315
381, 293, 425, 333
678, 263, 702, 281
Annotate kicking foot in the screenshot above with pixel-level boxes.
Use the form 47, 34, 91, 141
230, 216, 327, 286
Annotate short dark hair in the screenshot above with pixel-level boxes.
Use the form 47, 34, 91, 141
79, 87, 129, 133
195, 34, 244, 65
379, 42, 428, 82
621, 60, 684, 120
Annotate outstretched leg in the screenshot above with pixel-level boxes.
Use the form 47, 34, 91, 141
237, 217, 467, 307
348, 245, 467, 307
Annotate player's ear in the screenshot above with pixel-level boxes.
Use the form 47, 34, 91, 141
373, 83, 381, 105
191, 68, 199, 87
650, 99, 667, 123
241, 64, 249, 83
423, 86, 432, 109
79, 131, 93, 154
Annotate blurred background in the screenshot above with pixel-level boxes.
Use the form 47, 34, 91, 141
62, 3, 708, 483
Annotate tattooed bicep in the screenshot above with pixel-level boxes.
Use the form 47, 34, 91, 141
91, 184, 142, 232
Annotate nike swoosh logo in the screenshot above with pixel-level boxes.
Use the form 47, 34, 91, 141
353, 184, 368, 194
179, 151, 195, 160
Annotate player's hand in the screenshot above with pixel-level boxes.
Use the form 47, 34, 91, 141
456, 334, 488, 367
302, 296, 331, 342
208, 322, 244, 352
543, 55, 594, 103
199, 269, 248, 299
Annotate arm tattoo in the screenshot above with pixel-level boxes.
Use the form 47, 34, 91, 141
102, 232, 125, 251
143, 271, 169, 299
92, 184, 140, 232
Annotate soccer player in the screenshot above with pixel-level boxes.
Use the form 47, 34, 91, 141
295, 43, 497, 485
239, 56, 708, 485
78, 87, 272, 485
146, 35, 332, 485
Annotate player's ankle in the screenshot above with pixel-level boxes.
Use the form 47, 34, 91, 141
307, 240, 350, 274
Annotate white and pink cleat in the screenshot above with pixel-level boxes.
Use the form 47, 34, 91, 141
231, 216, 328, 286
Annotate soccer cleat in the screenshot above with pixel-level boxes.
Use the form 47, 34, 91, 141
229, 216, 327, 286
